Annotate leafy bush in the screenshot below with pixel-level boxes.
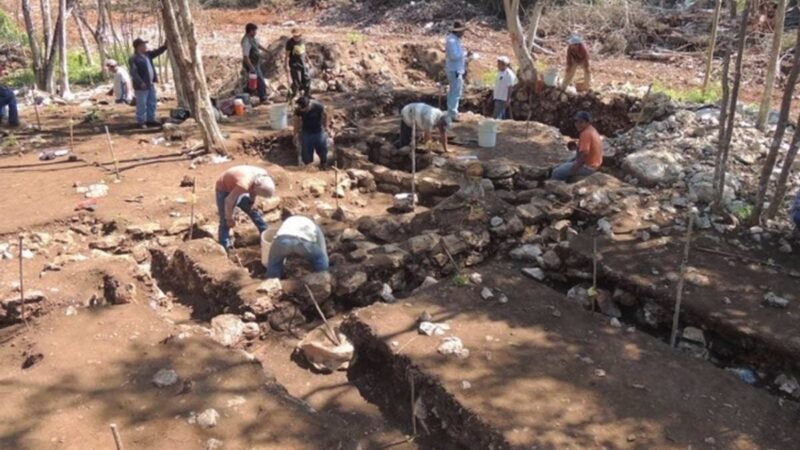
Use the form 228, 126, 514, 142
652, 82, 721, 104
481, 68, 498, 88
0, 10, 25, 45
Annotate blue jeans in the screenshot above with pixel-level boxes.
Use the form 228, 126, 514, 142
216, 191, 268, 250
792, 210, 800, 228
0, 86, 19, 126
551, 157, 596, 182
134, 87, 157, 125
266, 234, 329, 279
493, 99, 508, 120
301, 131, 328, 166
447, 71, 463, 120
254, 66, 268, 101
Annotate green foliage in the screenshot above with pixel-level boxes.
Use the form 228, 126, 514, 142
3, 133, 18, 148
4, 69, 35, 88
731, 203, 753, 221
481, 69, 498, 88
652, 82, 721, 104
452, 274, 468, 286
68, 52, 104, 86
346, 31, 363, 45
0, 10, 25, 45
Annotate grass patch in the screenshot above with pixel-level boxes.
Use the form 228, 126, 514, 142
653, 82, 721, 104
0, 10, 25, 45
452, 274, 468, 287
731, 203, 753, 222
481, 69, 498, 88
4, 69, 35, 88
68, 52, 104, 86
346, 31, 363, 45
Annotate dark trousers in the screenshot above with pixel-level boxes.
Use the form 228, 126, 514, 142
0, 86, 19, 126
290, 64, 311, 98
301, 131, 328, 166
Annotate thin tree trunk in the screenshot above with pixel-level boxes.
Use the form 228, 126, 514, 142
41, 0, 53, 60
752, 24, 800, 223
728, 0, 737, 19
56, 0, 71, 97
95, 0, 109, 62
526, 1, 545, 50
756, 0, 786, 130
766, 114, 800, 218
21, 0, 44, 90
713, 0, 750, 208
702, 0, 722, 95
503, 0, 537, 83
160, 0, 226, 153
73, 8, 93, 66
713, 52, 731, 210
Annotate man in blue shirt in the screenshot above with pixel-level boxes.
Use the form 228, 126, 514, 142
0, 63, 19, 128
445, 21, 467, 121
129, 38, 168, 129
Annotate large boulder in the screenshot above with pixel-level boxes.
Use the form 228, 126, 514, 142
622, 149, 685, 186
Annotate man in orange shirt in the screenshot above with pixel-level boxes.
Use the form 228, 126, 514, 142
551, 111, 603, 182
215, 165, 276, 251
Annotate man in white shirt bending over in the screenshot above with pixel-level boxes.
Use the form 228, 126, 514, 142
105, 59, 133, 104
492, 56, 517, 120
399, 102, 451, 153
265, 215, 329, 279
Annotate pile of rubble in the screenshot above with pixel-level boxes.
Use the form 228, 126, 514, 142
610, 106, 800, 233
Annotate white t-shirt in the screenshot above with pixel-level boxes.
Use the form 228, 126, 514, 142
493, 68, 517, 102
401, 103, 446, 131
113, 67, 132, 101
276, 216, 319, 243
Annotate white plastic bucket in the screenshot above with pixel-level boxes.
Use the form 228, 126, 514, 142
269, 104, 289, 130
260, 230, 272, 266
478, 120, 498, 148
544, 67, 559, 87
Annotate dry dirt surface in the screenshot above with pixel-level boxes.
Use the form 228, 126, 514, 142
342, 261, 800, 450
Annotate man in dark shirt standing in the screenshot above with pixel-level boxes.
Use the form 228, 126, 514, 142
242, 23, 269, 103
128, 38, 167, 129
293, 96, 332, 169
0, 64, 19, 128
284, 29, 312, 100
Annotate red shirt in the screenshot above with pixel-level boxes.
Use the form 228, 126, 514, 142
566, 44, 590, 67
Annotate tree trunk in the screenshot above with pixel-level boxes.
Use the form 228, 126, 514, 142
56, 0, 71, 97
95, 0, 109, 62
526, 1, 545, 50
73, 8, 93, 66
702, 0, 722, 95
756, 0, 786, 130
713, 0, 750, 209
41, 0, 53, 60
21, 0, 44, 90
765, 113, 800, 218
728, 0, 737, 19
170, 53, 188, 109
160, 0, 226, 154
752, 24, 800, 223
712, 52, 731, 210
503, 0, 537, 83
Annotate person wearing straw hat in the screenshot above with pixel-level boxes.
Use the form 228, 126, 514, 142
215, 165, 276, 252
445, 20, 468, 121
551, 111, 603, 182
105, 59, 133, 105
241, 23, 270, 104
561, 34, 591, 91
285, 28, 312, 100
492, 56, 517, 120
265, 215, 329, 279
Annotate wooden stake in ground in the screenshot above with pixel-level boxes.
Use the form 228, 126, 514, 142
411, 119, 417, 211
33, 102, 42, 130
334, 161, 340, 210
68, 116, 74, 153
591, 236, 598, 313
409, 369, 417, 439
304, 284, 341, 346
670, 213, 695, 348
188, 176, 197, 240
18, 235, 29, 329
110, 423, 125, 450
104, 125, 121, 181
634, 83, 653, 128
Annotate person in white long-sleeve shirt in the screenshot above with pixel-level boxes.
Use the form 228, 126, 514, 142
265, 216, 329, 279
105, 59, 133, 104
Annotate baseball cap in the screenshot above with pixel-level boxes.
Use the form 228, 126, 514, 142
567, 34, 583, 45
574, 111, 592, 123
132, 38, 148, 48
105, 59, 118, 67
497, 56, 511, 65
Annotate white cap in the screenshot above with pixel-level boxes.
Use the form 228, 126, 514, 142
105, 59, 118, 67
497, 56, 510, 65
567, 34, 583, 45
